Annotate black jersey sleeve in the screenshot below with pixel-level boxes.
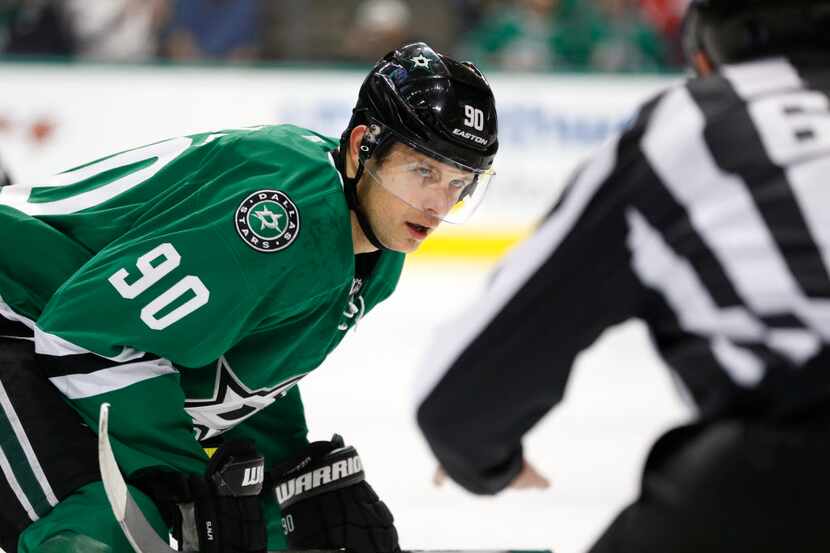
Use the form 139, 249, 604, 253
416, 123, 654, 494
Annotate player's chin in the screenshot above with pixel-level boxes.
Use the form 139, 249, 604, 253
387, 238, 421, 254
383, 232, 423, 253
377, 224, 426, 253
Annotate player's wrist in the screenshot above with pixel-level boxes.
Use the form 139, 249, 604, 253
444, 446, 525, 495
130, 440, 267, 553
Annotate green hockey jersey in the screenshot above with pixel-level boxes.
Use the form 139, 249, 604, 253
0, 125, 405, 480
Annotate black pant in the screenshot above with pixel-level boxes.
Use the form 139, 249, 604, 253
589, 408, 830, 553
0, 334, 99, 552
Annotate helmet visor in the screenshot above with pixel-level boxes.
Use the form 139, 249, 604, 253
362, 142, 495, 224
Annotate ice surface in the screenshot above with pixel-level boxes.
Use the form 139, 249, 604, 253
301, 260, 693, 553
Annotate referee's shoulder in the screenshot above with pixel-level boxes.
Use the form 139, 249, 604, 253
626, 81, 689, 137
618, 75, 734, 154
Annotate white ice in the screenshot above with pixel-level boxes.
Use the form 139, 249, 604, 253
301, 259, 694, 553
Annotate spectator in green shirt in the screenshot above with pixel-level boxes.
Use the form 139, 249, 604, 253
460, 0, 669, 72
589, 0, 668, 72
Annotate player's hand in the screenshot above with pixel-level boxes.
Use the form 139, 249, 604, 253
132, 440, 268, 553
271, 435, 399, 553
433, 458, 550, 490
509, 459, 551, 489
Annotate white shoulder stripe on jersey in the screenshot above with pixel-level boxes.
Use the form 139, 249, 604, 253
0, 137, 191, 216
721, 57, 803, 99
49, 358, 178, 400
642, 85, 822, 360
0, 380, 59, 511
414, 134, 620, 406
626, 208, 765, 387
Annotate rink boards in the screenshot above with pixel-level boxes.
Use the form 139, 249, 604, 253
0, 62, 675, 261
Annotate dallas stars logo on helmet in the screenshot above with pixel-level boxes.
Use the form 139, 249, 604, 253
235, 190, 300, 252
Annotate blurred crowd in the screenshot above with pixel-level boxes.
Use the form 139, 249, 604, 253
0, 0, 690, 72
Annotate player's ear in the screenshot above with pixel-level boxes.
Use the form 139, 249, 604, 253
349, 125, 368, 161
692, 51, 714, 77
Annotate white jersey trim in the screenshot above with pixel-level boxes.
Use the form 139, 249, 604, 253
0, 447, 38, 521
0, 294, 146, 363
0, 380, 59, 509
34, 326, 145, 363
0, 137, 192, 216
49, 357, 178, 400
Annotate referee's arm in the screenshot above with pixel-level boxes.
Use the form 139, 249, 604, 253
416, 134, 648, 495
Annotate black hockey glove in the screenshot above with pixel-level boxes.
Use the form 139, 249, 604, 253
131, 440, 267, 553
270, 435, 400, 553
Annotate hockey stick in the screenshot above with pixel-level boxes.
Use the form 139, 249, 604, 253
99, 402, 179, 553
99, 403, 552, 553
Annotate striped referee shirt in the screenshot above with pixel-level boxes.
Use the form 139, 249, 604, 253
416, 57, 830, 495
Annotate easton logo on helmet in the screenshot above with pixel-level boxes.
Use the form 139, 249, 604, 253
452, 128, 488, 145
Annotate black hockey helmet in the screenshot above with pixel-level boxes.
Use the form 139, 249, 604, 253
682, 0, 830, 72
337, 42, 499, 249
341, 42, 498, 172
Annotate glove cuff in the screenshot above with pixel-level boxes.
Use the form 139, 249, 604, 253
272, 444, 365, 509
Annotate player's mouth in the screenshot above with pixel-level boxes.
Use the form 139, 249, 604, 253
406, 222, 432, 240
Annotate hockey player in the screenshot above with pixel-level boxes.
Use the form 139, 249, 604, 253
416, 1, 830, 552
0, 42, 498, 553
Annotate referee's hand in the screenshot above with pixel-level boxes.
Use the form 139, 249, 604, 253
433, 458, 551, 490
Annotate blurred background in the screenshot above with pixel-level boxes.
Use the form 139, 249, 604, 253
0, 0, 687, 70
0, 0, 690, 257
0, 2, 694, 552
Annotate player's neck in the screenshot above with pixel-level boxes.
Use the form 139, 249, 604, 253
351, 211, 378, 254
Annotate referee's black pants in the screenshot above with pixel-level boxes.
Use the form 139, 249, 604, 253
589, 406, 830, 553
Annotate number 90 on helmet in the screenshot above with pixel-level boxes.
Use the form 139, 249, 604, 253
342, 42, 499, 224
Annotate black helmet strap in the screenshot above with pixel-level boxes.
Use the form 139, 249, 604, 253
334, 147, 388, 252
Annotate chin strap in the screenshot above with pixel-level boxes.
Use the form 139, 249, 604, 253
334, 148, 388, 251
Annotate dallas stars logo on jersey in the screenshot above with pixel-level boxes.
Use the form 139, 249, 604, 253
185, 357, 307, 441
235, 190, 300, 252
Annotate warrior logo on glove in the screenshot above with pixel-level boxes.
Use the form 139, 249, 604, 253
276, 450, 363, 508
270, 435, 400, 553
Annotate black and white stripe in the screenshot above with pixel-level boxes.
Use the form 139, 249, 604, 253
0, 377, 59, 519
417, 57, 830, 493
0, 294, 177, 401
0, 301, 171, 526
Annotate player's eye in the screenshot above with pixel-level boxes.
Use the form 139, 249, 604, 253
415, 165, 434, 177
412, 164, 438, 181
